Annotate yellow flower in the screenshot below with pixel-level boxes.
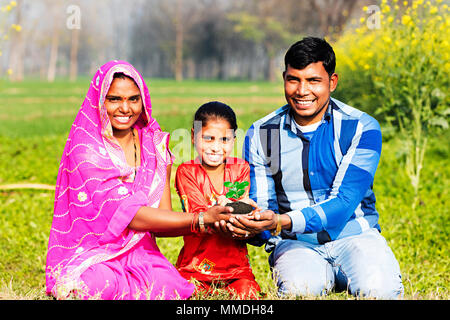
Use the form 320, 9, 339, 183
11, 24, 21, 32
429, 6, 438, 14
7, 68, 12, 75
364, 64, 370, 70
402, 15, 412, 25
360, 17, 365, 24
6, 5, 11, 11
403, 1, 408, 6
10, 1, 16, 6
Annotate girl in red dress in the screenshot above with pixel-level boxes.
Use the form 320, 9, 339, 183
175, 101, 261, 299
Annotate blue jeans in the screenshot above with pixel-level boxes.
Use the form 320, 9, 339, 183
269, 228, 403, 299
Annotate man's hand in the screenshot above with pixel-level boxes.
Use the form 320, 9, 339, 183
225, 210, 278, 239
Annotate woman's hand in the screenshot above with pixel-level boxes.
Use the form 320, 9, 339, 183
203, 205, 234, 228
216, 195, 232, 206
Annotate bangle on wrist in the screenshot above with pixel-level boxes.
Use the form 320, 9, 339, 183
191, 212, 199, 234
270, 214, 282, 236
198, 212, 206, 233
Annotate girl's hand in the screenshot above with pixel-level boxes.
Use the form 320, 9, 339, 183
212, 219, 234, 238
212, 217, 257, 240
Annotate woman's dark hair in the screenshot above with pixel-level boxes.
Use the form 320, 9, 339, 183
284, 37, 336, 77
193, 101, 237, 135
113, 72, 138, 87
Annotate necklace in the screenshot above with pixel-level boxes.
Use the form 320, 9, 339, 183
131, 128, 137, 176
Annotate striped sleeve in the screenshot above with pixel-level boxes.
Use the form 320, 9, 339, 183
243, 124, 278, 245
289, 113, 382, 236
243, 124, 279, 213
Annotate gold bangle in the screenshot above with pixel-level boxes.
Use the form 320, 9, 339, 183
198, 212, 205, 233
271, 214, 282, 236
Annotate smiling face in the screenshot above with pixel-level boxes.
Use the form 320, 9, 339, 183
192, 118, 235, 171
283, 62, 338, 126
104, 76, 143, 137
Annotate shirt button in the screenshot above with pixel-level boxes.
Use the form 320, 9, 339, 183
310, 171, 314, 176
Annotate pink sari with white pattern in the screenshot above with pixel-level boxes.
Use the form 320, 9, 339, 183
45, 60, 194, 300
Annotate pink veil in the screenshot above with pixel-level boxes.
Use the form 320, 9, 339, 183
46, 61, 173, 298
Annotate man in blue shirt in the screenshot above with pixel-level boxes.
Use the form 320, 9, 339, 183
231, 37, 403, 299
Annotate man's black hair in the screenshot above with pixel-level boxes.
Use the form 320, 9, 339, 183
284, 37, 336, 77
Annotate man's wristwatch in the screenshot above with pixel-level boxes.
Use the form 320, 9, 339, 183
270, 214, 282, 236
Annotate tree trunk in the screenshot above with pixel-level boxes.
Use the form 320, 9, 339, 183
268, 56, 278, 82
174, 0, 183, 81
69, 28, 79, 82
8, 0, 24, 82
47, 26, 59, 82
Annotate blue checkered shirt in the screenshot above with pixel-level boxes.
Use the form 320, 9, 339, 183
243, 98, 382, 251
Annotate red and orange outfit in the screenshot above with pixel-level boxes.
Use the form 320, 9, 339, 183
175, 157, 260, 299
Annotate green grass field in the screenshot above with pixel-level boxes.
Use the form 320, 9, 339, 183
0, 78, 448, 299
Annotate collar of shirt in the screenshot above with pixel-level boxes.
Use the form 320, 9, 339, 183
283, 99, 334, 137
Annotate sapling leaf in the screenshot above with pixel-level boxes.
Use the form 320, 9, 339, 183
226, 191, 236, 199
238, 181, 249, 189
224, 181, 234, 188
224, 180, 249, 200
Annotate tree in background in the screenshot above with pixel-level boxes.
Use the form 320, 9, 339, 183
308, 0, 359, 39
46, 1, 64, 82
0, 1, 19, 76
228, 0, 295, 82
2, 0, 369, 81
1, 0, 22, 81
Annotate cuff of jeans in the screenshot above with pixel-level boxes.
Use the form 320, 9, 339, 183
286, 209, 305, 234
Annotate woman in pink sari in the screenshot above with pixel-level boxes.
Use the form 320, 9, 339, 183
46, 60, 233, 300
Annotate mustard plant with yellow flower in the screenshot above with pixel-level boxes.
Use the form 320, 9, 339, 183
333, 0, 449, 209
0, 0, 20, 76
